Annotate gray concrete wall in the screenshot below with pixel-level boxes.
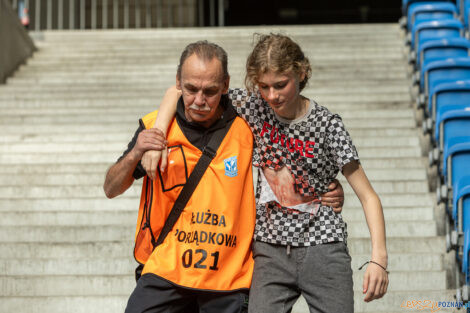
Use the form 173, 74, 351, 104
0, 0, 36, 84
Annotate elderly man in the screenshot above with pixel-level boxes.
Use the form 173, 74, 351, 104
104, 41, 343, 313
104, 41, 255, 313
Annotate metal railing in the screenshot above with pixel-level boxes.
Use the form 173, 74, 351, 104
7, 0, 225, 31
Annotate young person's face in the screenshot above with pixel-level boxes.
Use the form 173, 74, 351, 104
176, 54, 229, 128
257, 70, 305, 119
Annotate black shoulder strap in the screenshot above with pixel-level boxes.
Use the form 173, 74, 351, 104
154, 119, 235, 247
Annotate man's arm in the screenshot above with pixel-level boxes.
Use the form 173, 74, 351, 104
104, 128, 167, 198
321, 179, 344, 213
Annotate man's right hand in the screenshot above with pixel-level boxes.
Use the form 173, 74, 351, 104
132, 128, 167, 162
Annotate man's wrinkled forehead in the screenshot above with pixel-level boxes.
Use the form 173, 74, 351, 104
179, 53, 224, 82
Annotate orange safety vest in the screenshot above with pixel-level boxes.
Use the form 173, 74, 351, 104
133, 110, 256, 291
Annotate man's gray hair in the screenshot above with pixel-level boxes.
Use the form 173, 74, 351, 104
177, 40, 229, 80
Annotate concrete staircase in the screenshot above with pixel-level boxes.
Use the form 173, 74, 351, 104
0, 25, 456, 312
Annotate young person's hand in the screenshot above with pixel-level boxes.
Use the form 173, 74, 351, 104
362, 260, 389, 302
142, 148, 168, 181
320, 179, 344, 213
141, 86, 181, 180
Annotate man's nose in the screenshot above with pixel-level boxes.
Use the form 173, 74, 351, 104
194, 91, 205, 106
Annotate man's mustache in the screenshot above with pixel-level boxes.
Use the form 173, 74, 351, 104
188, 104, 211, 112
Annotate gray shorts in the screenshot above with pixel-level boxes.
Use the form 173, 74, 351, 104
248, 241, 354, 313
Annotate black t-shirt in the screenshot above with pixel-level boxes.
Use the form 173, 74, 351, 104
117, 94, 238, 180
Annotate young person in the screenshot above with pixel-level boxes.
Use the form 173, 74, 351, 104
146, 34, 388, 313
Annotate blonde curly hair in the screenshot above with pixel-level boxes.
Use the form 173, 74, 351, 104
245, 33, 312, 92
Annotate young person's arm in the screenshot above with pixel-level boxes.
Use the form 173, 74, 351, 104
141, 86, 181, 180
342, 161, 388, 303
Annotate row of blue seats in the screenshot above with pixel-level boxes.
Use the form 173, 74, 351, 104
402, 0, 470, 304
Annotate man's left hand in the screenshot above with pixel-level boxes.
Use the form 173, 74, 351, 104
321, 179, 344, 213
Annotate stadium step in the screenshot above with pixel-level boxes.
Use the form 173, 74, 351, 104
0, 24, 447, 313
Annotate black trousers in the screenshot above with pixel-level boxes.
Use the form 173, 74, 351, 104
125, 273, 249, 313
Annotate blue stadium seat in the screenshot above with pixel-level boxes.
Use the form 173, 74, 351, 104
411, 19, 463, 54
429, 81, 470, 130
462, 0, 470, 29
403, 0, 454, 16
429, 89, 470, 179
419, 58, 470, 111
441, 136, 470, 200
417, 38, 470, 73
408, 3, 457, 31
457, 176, 470, 277
436, 110, 470, 202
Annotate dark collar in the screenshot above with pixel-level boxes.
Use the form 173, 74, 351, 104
175, 94, 238, 151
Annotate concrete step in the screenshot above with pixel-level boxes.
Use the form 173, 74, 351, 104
0, 252, 443, 277
0, 192, 434, 210
0, 108, 414, 120
0, 291, 460, 313
347, 220, 437, 237
0, 237, 444, 260
0, 220, 437, 243
349, 236, 445, 255
0, 122, 418, 135
0, 205, 434, 226
0, 158, 427, 170
19, 65, 406, 77
359, 158, 426, 169
344, 193, 434, 208
0, 210, 138, 226
22, 58, 406, 71
0, 237, 445, 263
31, 42, 402, 51
0, 163, 111, 174
0, 92, 411, 102
0, 150, 424, 164
347, 128, 418, 138
0, 181, 429, 199
0, 142, 128, 153
0, 270, 445, 297
0, 98, 160, 108
16, 65, 406, 76
0, 140, 424, 156
0, 100, 411, 112
27, 50, 403, 60
0, 296, 128, 313
4, 158, 427, 175
0, 241, 135, 259
5, 81, 409, 95
342, 168, 427, 180
295, 290, 459, 313
8, 71, 409, 81
342, 206, 434, 222
0, 225, 135, 242
0, 132, 419, 146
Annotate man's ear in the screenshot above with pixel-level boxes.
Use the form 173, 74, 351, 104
222, 75, 230, 93
176, 75, 182, 90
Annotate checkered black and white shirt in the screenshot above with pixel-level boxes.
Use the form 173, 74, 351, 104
228, 88, 360, 246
